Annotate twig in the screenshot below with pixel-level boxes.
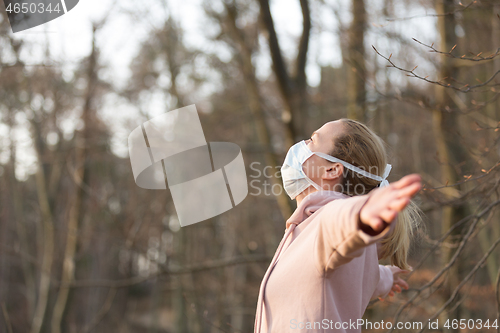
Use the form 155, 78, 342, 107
372, 45, 500, 93
412, 38, 500, 62
424, 161, 500, 190
389, 199, 500, 332
417, 236, 500, 332
386, 1, 476, 21
62, 255, 271, 288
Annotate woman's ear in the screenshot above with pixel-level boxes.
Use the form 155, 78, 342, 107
322, 163, 343, 181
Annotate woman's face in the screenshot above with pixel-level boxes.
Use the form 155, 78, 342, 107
301, 120, 345, 191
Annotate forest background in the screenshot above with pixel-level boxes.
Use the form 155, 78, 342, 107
0, 0, 499, 332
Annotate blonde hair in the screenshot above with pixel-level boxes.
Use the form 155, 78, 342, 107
328, 118, 422, 270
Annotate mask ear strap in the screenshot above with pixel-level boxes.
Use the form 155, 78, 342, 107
379, 164, 392, 187
314, 152, 384, 181
314, 152, 392, 187
305, 176, 323, 191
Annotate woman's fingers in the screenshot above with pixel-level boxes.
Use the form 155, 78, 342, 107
377, 269, 411, 302
394, 182, 422, 199
381, 176, 422, 218
378, 208, 397, 225
396, 279, 409, 290
395, 270, 411, 277
368, 217, 385, 232
364, 207, 398, 230
391, 174, 422, 190
360, 173, 422, 232
388, 197, 410, 212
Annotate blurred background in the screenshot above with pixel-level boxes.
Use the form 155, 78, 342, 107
0, 0, 499, 332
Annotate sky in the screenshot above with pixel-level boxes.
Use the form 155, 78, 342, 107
1, 0, 437, 180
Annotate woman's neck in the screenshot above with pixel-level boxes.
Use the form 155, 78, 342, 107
295, 187, 318, 206
295, 185, 346, 207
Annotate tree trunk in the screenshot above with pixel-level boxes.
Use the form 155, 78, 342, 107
50, 25, 99, 333
433, 1, 472, 331
30, 120, 55, 333
477, 0, 500, 290
6, 122, 36, 320
224, 2, 293, 224
257, 0, 311, 142
347, 0, 367, 122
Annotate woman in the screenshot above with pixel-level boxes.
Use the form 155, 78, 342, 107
254, 118, 422, 333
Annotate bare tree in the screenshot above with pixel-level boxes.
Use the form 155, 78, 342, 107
50, 23, 102, 333
347, 0, 368, 122
257, 0, 311, 142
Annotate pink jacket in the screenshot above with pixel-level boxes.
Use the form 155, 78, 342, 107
254, 190, 396, 333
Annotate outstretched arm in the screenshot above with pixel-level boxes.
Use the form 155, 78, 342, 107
315, 174, 422, 272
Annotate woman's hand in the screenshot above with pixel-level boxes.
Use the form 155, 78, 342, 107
359, 174, 422, 235
378, 266, 411, 301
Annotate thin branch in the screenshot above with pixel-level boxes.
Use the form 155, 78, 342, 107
372, 45, 500, 92
62, 255, 271, 288
417, 236, 500, 332
386, 1, 476, 21
423, 161, 500, 190
0, 62, 58, 68
389, 199, 500, 331
369, 77, 500, 116
412, 38, 500, 62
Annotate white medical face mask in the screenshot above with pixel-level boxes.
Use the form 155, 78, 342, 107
281, 140, 392, 199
